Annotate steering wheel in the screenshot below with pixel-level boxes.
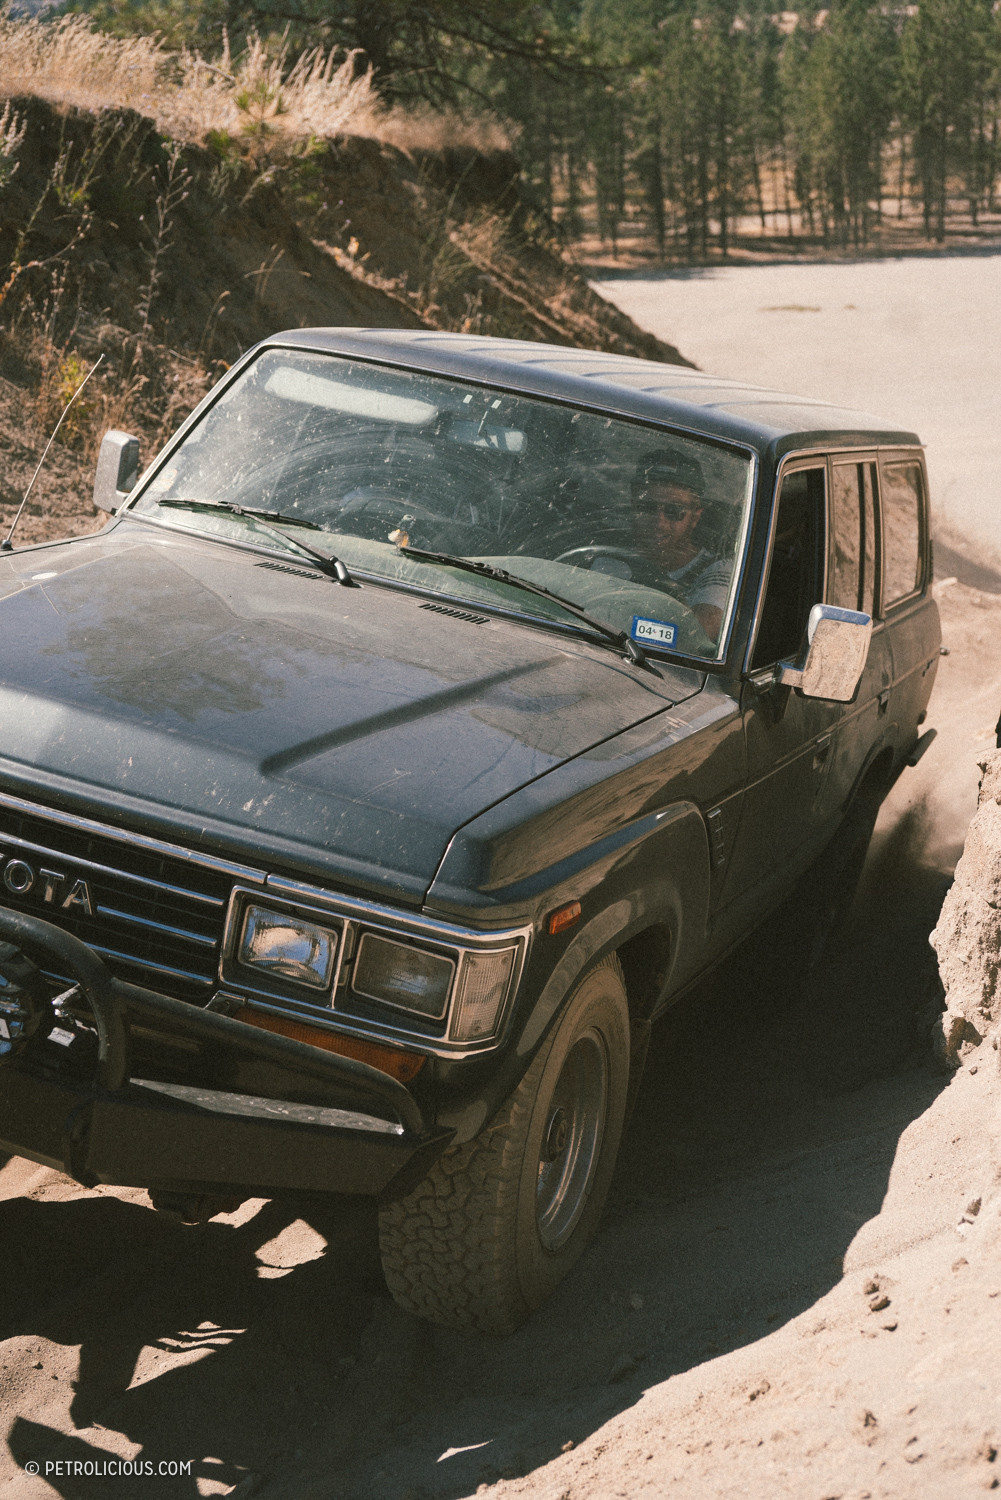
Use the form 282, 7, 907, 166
552, 545, 651, 578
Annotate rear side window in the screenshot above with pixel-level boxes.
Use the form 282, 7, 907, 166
880, 459, 924, 606
861, 463, 877, 616
830, 460, 877, 616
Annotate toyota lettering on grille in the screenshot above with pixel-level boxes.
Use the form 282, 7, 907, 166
0, 856, 94, 915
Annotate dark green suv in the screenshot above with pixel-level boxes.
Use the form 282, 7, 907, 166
0, 331, 940, 1332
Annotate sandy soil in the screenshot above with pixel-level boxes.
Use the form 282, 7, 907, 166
592, 254, 1001, 573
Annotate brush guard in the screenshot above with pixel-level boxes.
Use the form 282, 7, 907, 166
0, 909, 450, 1202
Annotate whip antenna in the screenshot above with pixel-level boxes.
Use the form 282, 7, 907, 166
2, 352, 105, 552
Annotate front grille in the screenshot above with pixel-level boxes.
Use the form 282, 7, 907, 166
0, 795, 262, 1003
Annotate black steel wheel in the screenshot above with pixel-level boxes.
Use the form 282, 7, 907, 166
378, 955, 630, 1334
535, 1027, 609, 1252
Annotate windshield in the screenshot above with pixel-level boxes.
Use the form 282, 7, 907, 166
131, 349, 754, 660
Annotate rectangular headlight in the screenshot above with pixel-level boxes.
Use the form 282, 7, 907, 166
238, 905, 337, 991
450, 947, 517, 1043
352, 933, 454, 1020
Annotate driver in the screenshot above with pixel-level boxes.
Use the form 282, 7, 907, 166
632, 450, 732, 641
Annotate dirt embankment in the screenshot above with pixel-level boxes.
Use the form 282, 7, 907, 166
933, 757, 1001, 1064
0, 94, 687, 548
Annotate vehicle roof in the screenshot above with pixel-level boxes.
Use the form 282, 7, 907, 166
268, 328, 923, 457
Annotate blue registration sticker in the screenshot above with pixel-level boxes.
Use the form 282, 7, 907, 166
631, 616, 677, 648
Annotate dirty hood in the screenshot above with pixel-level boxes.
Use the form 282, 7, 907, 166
0, 532, 700, 902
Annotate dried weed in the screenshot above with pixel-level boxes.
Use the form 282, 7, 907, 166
0, 12, 375, 151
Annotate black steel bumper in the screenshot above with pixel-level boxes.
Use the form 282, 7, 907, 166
0, 909, 450, 1200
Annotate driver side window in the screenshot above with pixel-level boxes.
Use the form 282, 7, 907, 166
751, 467, 826, 670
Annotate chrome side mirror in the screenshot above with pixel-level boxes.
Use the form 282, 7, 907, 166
93, 430, 140, 514
778, 603, 872, 703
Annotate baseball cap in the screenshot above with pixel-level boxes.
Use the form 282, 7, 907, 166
634, 449, 704, 497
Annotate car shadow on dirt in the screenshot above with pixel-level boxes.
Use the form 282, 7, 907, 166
1, 807, 950, 1500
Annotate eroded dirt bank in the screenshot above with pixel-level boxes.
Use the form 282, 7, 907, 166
0, 589, 998, 1499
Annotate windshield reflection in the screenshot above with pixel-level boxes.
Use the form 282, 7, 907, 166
131, 349, 753, 659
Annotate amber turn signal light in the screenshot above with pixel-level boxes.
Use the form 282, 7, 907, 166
233, 1006, 426, 1083
547, 900, 582, 936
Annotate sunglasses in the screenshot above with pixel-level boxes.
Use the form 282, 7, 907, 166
638, 500, 700, 522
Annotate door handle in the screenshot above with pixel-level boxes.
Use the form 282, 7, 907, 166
878, 689, 890, 715
813, 734, 832, 770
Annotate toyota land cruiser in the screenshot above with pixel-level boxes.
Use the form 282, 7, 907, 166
0, 331, 940, 1332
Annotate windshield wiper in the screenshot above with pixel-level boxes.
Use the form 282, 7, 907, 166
156, 498, 356, 586
159, 498, 324, 528
398, 544, 654, 670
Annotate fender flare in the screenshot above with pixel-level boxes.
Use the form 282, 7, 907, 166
436, 801, 711, 1141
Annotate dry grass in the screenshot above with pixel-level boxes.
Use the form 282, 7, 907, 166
0, 11, 376, 148
0, 10, 509, 155
366, 106, 510, 154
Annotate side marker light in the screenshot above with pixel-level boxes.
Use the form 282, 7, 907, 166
547, 901, 582, 936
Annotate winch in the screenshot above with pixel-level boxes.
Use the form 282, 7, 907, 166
0, 941, 49, 1060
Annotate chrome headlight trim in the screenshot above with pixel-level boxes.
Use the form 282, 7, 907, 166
220, 880, 532, 1054
237, 903, 339, 991
221, 889, 346, 1004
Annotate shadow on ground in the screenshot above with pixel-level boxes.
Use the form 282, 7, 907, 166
1, 810, 950, 1500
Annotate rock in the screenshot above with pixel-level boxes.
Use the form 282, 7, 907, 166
931, 751, 1001, 1056
932, 1008, 982, 1066
860, 1410, 879, 1445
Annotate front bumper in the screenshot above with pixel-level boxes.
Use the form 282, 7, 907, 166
0, 910, 450, 1200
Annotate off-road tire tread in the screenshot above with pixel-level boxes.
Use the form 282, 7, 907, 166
378, 954, 626, 1335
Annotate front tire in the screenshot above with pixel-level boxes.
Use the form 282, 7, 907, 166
378, 955, 630, 1334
